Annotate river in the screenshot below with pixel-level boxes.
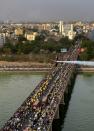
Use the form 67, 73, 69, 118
62, 73, 94, 131
0, 72, 45, 127
0, 72, 94, 130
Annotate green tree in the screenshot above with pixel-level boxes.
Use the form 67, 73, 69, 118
79, 40, 94, 60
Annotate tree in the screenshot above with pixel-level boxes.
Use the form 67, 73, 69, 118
59, 37, 72, 49
3, 47, 11, 54
79, 40, 94, 60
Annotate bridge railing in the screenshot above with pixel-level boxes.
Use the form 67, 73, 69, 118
1, 43, 80, 131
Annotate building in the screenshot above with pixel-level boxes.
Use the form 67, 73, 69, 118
59, 21, 64, 34
41, 24, 51, 30
15, 28, 23, 36
29, 23, 51, 31
0, 33, 6, 47
59, 21, 76, 40
25, 32, 38, 41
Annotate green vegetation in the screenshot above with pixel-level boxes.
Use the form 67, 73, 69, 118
79, 40, 94, 60
0, 36, 74, 54
0, 36, 75, 62
1, 34, 94, 62
0, 53, 56, 63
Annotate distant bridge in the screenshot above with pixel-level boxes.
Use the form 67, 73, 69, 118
1, 43, 80, 131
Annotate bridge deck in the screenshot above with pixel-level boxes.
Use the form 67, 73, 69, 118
1, 44, 80, 131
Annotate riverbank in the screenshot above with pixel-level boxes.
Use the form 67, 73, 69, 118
0, 61, 51, 67
0, 61, 94, 73
0, 67, 94, 73
0, 61, 51, 72
0, 67, 51, 72
77, 67, 94, 73
0, 61, 52, 72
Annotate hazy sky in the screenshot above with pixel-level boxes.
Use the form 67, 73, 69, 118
0, 0, 94, 22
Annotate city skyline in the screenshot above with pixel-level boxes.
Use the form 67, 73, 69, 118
0, 0, 94, 22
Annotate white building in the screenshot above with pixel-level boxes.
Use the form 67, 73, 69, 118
25, 32, 38, 41
59, 21, 76, 40
59, 21, 64, 33
0, 33, 6, 47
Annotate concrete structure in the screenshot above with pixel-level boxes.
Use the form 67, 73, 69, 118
41, 24, 51, 30
25, 32, 38, 41
59, 21, 76, 40
0, 33, 6, 47
1, 43, 80, 131
15, 28, 23, 36
28, 23, 51, 31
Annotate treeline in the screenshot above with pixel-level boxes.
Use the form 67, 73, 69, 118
0, 36, 74, 55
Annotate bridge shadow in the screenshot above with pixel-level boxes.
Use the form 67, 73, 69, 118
52, 73, 77, 131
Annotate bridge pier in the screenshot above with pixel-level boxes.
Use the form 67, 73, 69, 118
49, 125, 52, 131
1, 44, 80, 131
65, 86, 68, 94
54, 107, 59, 119
60, 94, 65, 105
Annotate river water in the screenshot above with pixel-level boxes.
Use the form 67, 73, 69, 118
0, 72, 44, 127
62, 73, 94, 131
0, 72, 94, 130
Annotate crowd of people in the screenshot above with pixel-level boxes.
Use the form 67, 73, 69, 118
1, 43, 80, 131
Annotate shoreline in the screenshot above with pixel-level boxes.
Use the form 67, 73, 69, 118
0, 61, 94, 73
77, 67, 94, 73
0, 67, 93, 73
0, 67, 51, 72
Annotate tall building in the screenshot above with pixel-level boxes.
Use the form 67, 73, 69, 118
59, 21, 76, 40
59, 21, 64, 33
0, 33, 6, 47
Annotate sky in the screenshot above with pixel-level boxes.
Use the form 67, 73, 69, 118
0, 0, 94, 22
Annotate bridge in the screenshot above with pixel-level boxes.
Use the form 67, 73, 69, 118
1, 43, 80, 131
